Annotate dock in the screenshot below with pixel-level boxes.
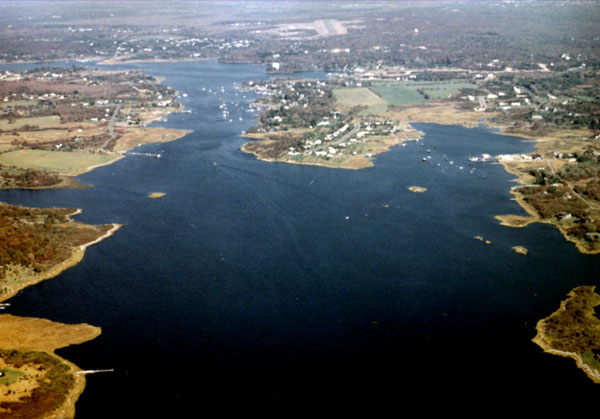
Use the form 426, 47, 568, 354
74, 368, 115, 375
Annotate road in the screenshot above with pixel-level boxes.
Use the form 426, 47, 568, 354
333, 122, 360, 146
477, 96, 487, 110
100, 103, 121, 151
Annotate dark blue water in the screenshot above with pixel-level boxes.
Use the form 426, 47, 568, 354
1, 61, 598, 415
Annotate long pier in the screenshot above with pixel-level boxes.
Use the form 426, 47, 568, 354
74, 369, 115, 375
126, 151, 161, 158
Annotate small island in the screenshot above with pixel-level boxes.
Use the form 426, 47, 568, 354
148, 192, 166, 199
512, 245, 528, 255
408, 186, 427, 193
474, 236, 492, 245
533, 286, 600, 384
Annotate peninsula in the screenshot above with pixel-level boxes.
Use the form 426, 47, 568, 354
0, 315, 101, 418
0, 202, 120, 302
533, 286, 600, 384
0, 66, 191, 189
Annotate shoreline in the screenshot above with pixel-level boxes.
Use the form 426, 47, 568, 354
241, 97, 599, 255
240, 142, 371, 170
65, 153, 125, 177
532, 343, 600, 384
49, 355, 88, 419
533, 287, 600, 384
240, 129, 422, 170
0, 223, 122, 304
0, 58, 187, 419
97, 56, 219, 66
239, 100, 482, 171
0, 314, 102, 418
496, 143, 600, 255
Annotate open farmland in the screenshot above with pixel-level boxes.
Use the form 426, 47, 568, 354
334, 81, 477, 116
0, 149, 119, 175
12, 129, 69, 143
0, 144, 15, 152
0, 99, 40, 109
370, 85, 426, 106
333, 87, 388, 116
0, 115, 61, 131
371, 81, 477, 106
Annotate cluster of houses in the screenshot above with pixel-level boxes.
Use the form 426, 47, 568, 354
107, 33, 253, 60
488, 152, 578, 164
465, 85, 534, 112
1, 69, 175, 130
0, 71, 22, 81
246, 79, 332, 132
495, 154, 545, 163
290, 119, 406, 160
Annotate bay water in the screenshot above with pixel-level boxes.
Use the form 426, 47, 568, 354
1, 61, 598, 415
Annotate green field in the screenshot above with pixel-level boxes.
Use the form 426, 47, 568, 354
0, 144, 16, 152
333, 87, 388, 116
0, 149, 119, 174
0, 99, 39, 109
371, 80, 476, 105
0, 368, 24, 385
334, 81, 476, 116
370, 85, 426, 106
582, 351, 600, 370
0, 115, 61, 130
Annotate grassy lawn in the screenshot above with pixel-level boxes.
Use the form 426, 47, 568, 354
0, 368, 24, 385
371, 80, 476, 105
333, 87, 388, 116
334, 81, 475, 116
0, 144, 16, 152
17, 129, 71, 143
0, 99, 40, 109
582, 351, 600, 370
370, 85, 426, 106
0, 149, 118, 174
0, 115, 61, 130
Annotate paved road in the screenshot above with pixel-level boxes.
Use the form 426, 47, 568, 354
100, 103, 121, 151
477, 96, 487, 110
547, 159, 598, 210
333, 122, 360, 146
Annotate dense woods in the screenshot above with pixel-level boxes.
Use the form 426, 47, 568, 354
0, 203, 112, 283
